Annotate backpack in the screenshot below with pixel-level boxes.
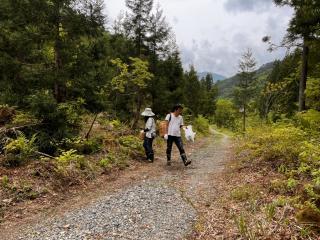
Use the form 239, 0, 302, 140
158, 113, 171, 137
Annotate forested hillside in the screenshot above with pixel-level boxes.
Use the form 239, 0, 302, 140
216, 61, 274, 99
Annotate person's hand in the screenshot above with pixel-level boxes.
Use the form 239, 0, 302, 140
164, 134, 168, 140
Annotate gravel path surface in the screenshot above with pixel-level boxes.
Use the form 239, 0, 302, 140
16, 183, 196, 240
10, 131, 230, 240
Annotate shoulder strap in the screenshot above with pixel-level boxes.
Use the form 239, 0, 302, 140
169, 113, 172, 122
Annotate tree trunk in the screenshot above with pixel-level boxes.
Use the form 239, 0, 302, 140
53, 4, 65, 103
54, 39, 63, 102
243, 104, 246, 133
299, 40, 309, 111
131, 94, 142, 129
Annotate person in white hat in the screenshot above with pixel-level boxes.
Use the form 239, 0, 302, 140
141, 108, 156, 162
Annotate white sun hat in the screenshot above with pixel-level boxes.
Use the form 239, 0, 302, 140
141, 108, 155, 117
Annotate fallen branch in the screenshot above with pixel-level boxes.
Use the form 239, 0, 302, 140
0, 123, 42, 134
85, 113, 99, 140
35, 151, 56, 159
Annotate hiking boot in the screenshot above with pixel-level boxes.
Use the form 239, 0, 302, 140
167, 155, 171, 166
148, 154, 154, 163
184, 159, 191, 166
181, 154, 191, 166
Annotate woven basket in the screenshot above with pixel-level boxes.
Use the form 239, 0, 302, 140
159, 121, 167, 137
139, 130, 145, 140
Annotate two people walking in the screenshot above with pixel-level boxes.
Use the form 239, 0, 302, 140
141, 104, 191, 166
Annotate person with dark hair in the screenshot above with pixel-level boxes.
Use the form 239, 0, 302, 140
164, 104, 191, 166
141, 108, 156, 162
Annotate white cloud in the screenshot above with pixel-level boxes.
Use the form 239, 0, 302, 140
104, 0, 293, 77
224, 0, 272, 13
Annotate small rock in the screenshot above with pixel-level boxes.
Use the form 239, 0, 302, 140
63, 224, 70, 229
2, 198, 13, 204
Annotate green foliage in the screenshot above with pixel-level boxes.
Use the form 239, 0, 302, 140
230, 184, 259, 202
110, 57, 153, 93
295, 109, 320, 132
184, 66, 202, 116
99, 151, 128, 171
110, 58, 129, 93
109, 119, 123, 129
118, 135, 144, 156
3, 133, 38, 167
55, 149, 87, 170
264, 203, 276, 221
270, 179, 290, 194
243, 124, 306, 165
110, 57, 153, 126
239, 123, 320, 221
233, 214, 257, 240
11, 111, 39, 126
306, 77, 320, 110
287, 178, 298, 190
1, 175, 9, 189
214, 99, 238, 129
13, 183, 40, 201
58, 137, 102, 154
27, 91, 84, 140
99, 158, 112, 170
193, 115, 210, 135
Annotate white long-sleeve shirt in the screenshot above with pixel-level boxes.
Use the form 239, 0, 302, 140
145, 117, 156, 138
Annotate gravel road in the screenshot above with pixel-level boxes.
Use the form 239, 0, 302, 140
10, 131, 230, 240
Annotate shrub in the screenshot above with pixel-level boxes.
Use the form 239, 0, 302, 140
99, 158, 112, 170
99, 151, 128, 171
230, 184, 259, 202
97, 117, 131, 134
118, 135, 144, 157
305, 77, 320, 110
1, 175, 9, 188
193, 115, 210, 135
238, 123, 320, 218
264, 203, 276, 221
3, 133, 38, 167
11, 111, 39, 126
13, 183, 40, 201
55, 149, 87, 170
58, 137, 102, 154
243, 124, 306, 166
54, 149, 94, 185
27, 90, 84, 143
214, 99, 238, 129
295, 109, 320, 133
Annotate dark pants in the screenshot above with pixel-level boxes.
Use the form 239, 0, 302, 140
143, 137, 154, 160
166, 136, 187, 162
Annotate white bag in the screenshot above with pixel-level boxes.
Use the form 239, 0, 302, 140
184, 125, 196, 142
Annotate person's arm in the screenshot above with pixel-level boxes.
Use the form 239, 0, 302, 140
164, 114, 170, 139
180, 117, 187, 129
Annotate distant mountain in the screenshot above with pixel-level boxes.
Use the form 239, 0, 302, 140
197, 72, 226, 82
216, 61, 275, 98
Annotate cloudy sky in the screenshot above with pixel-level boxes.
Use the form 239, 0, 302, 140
104, 0, 293, 77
